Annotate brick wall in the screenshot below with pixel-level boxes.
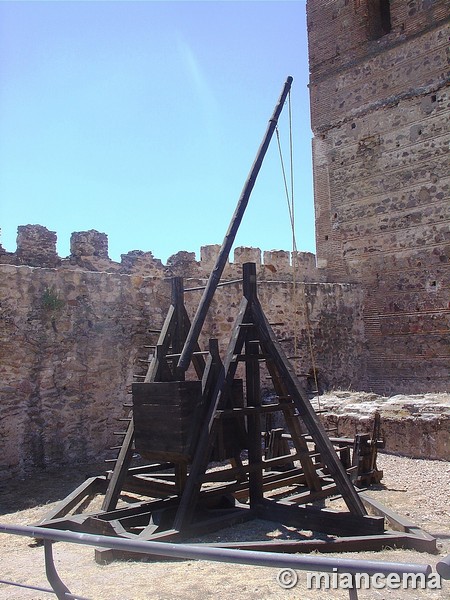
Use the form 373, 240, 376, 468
307, 0, 450, 393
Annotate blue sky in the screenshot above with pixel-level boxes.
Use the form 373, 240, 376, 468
0, 0, 314, 264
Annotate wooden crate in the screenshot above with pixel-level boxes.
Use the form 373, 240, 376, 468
132, 381, 203, 463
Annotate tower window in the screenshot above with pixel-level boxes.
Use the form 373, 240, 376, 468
369, 0, 392, 39
380, 0, 392, 35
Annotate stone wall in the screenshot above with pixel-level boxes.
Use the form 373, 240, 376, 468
0, 225, 366, 479
0, 225, 321, 282
316, 391, 449, 461
307, 0, 450, 394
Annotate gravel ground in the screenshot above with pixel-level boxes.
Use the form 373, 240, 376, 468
0, 452, 449, 600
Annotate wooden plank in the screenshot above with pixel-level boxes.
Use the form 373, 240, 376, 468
95, 530, 433, 565
96, 497, 181, 522
126, 463, 174, 474
171, 276, 186, 380
247, 407, 263, 507
133, 419, 197, 437
133, 415, 196, 431
198, 468, 321, 501
233, 353, 269, 361
200, 453, 301, 483
101, 518, 154, 539
37, 477, 106, 524
144, 304, 177, 383
135, 439, 190, 457
190, 339, 223, 460
38, 514, 97, 532
257, 500, 384, 537
121, 476, 177, 498
278, 483, 339, 505
94, 528, 182, 564
133, 450, 191, 464
176, 506, 254, 540
216, 402, 292, 417
360, 492, 438, 551
133, 380, 202, 404
181, 304, 206, 380
211, 378, 247, 461
234, 474, 337, 503
258, 466, 305, 485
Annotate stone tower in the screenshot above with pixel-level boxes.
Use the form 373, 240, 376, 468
307, 0, 449, 394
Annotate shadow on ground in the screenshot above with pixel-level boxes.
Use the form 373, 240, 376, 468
0, 462, 107, 515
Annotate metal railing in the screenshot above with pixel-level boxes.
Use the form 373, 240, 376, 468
1, 522, 449, 600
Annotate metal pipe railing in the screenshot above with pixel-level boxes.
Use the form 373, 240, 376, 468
0, 522, 432, 575
1, 522, 447, 600
0, 577, 79, 597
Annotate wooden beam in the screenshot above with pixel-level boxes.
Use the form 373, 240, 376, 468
360, 492, 437, 551
177, 76, 293, 371
215, 402, 293, 417
264, 362, 323, 493
244, 268, 264, 509
101, 417, 135, 512
173, 298, 251, 530
278, 482, 339, 505
257, 500, 384, 537
252, 297, 367, 517
37, 477, 106, 524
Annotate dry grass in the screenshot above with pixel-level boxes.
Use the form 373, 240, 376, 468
0, 453, 449, 600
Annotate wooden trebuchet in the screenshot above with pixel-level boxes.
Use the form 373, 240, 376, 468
177, 76, 293, 371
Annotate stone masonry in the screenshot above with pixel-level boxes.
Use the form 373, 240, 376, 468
307, 0, 450, 394
0, 226, 366, 479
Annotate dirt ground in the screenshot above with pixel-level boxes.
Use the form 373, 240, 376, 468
0, 453, 449, 600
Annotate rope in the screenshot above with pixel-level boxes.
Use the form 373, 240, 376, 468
276, 93, 321, 409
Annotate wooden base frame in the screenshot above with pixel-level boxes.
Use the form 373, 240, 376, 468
36, 266, 437, 562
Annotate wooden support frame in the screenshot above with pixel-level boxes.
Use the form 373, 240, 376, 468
37, 264, 437, 563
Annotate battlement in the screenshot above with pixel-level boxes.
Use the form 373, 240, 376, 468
0, 224, 322, 282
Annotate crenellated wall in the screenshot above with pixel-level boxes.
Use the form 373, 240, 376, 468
0, 225, 366, 479
0, 224, 321, 282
